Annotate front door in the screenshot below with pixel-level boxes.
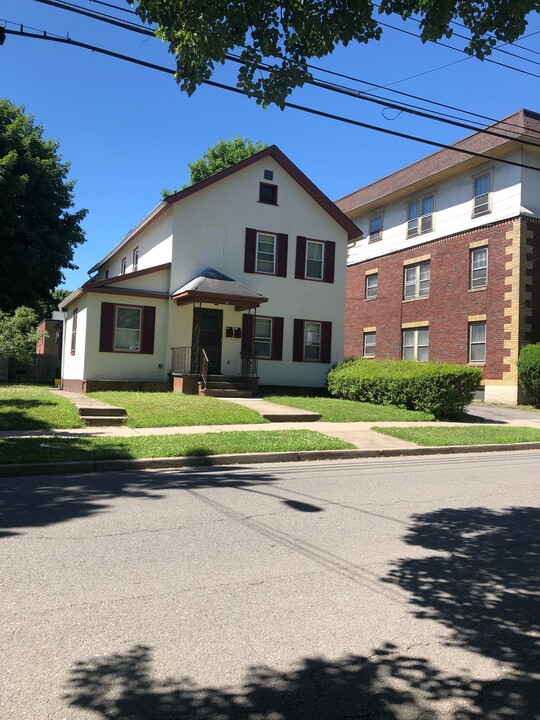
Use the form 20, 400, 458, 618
193, 308, 223, 374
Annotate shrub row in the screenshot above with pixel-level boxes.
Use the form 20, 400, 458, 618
327, 359, 482, 419
518, 343, 540, 406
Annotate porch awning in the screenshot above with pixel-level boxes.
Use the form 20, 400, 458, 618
171, 267, 268, 310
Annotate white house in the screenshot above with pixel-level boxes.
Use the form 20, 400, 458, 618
60, 146, 361, 394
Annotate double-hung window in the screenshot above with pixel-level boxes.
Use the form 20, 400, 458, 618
369, 216, 382, 242
254, 317, 272, 359
407, 195, 434, 237
469, 321, 486, 363
304, 322, 321, 361
132, 246, 139, 272
365, 273, 378, 299
121, 257, 127, 275
402, 327, 429, 362
470, 247, 488, 288
364, 332, 376, 357
404, 261, 430, 299
305, 240, 324, 280
473, 173, 491, 216
114, 306, 141, 352
70, 308, 78, 355
256, 232, 276, 274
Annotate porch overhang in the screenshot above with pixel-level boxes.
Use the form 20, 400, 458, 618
171, 267, 268, 311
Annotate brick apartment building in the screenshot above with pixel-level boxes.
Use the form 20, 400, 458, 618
337, 109, 540, 404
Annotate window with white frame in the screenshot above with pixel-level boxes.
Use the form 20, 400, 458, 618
473, 173, 491, 216
254, 317, 272, 358
365, 273, 378, 299
470, 247, 488, 288
305, 240, 325, 280
114, 306, 141, 351
121, 257, 127, 275
407, 195, 434, 237
256, 232, 276, 274
132, 246, 139, 272
369, 216, 382, 242
364, 331, 376, 356
402, 327, 429, 362
304, 321, 321, 361
469, 321, 486, 362
404, 261, 430, 299
70, 308, 78, 355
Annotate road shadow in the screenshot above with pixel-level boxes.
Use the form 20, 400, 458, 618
0, 466, 316, 537
64, 642, 539, 719
385, 506, 540, 675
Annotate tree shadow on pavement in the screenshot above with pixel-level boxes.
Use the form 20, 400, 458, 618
64, 641, 539, 719
64, 642, 466, 720
0, 466, 298, 538
385, 506, 540, 673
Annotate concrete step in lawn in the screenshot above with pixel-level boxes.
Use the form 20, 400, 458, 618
53, 390, 128, 427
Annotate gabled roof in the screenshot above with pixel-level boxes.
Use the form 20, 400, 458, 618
172, 267, 268, 310
88, 145, 362, 274
337, 109, 540, 215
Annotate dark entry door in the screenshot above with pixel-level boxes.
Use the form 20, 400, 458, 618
193, 308, 223, 374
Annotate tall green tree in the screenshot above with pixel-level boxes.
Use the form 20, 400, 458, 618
0, 306, 41, 362
0, 100, 86, 312
132, 0, 540, 107
162, 137, 268, 198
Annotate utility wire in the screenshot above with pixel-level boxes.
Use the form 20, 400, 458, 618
26, 0, 540, 148
29, 0, 540, 140
5, 27, 540, 175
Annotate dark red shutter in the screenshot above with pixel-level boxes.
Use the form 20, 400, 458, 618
244, 228, 257, 274
99, 302, 114, 352
295, 236, 307, 279
271, 317, 284, 360
324, 241, 335, 284
276, 234, 288, 277
241, 314, 254, 357
141, 306, 156, 354
321, 321, 332, 363
293, 319, 304, 361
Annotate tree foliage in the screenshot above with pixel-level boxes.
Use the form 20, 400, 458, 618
161, 137, 268, 198
0, 100, 86, 313
34, 288, 72, 321
0, 306, 41, 362
132, 0, 539, 107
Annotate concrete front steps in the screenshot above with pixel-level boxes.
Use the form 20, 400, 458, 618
75, 402, 128, 427
199, 375, 255, 398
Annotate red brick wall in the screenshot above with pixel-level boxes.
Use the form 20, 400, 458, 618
345, 220, 513, 381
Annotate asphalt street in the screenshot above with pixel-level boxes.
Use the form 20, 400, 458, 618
2, 451, 539, 719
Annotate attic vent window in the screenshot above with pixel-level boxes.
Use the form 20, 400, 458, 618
259, 182, 278, 205
264, 169, 273, 180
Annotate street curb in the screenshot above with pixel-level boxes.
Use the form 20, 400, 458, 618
1, 442, 540, 477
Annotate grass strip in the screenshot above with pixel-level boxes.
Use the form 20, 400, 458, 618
0, 384, 82, 430
264, 395, 435, 422
373, 426, 540, 446
0, 430, 354, 465
89, 391, 267, 427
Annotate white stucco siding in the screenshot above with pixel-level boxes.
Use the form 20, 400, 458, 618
62, 299, 87, 380
520, 147, 540, 217
96, 211, 173, 280
82, 293, 170, 382
347, 153, 523, 264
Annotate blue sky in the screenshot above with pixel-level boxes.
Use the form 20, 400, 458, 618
3, 1, 540, 290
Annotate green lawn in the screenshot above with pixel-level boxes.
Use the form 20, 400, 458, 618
0, 384, 82, 430
0, 430, 354, 465
373, 425, 540, 446
89, 391, 267, 427
263, 395, 435, 422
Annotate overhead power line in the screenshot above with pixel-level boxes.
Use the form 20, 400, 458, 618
26, 0, 540, 147
5, 27, 540, 175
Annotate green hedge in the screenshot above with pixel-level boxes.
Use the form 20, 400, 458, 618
327, 359, 482, 419
518, 343, 540, 406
